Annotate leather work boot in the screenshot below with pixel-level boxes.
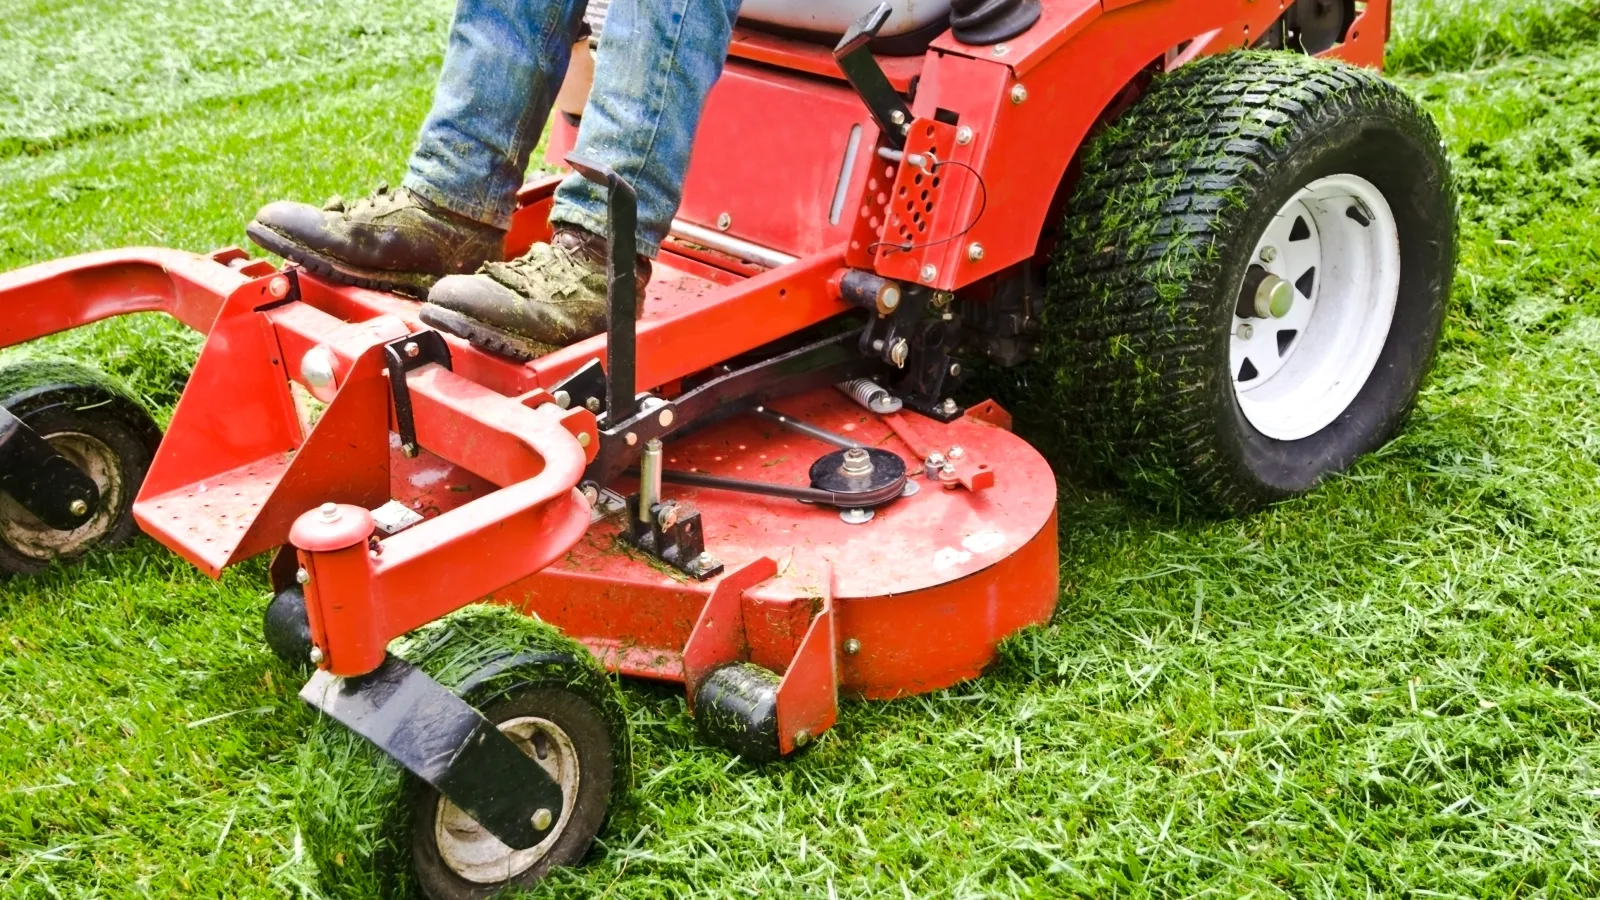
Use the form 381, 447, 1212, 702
245, 185, 506, 298
420, 227, 652, 362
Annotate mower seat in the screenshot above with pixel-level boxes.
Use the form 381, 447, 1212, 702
584, 0, 952, 54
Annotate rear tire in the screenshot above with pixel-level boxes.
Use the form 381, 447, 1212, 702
1044, 52, 1455, 514
0, 359, 161, 574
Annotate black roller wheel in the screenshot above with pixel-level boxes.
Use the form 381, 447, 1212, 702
1044, 52, 1455, 514
0, 358, 161, 574
695, 661, 783, 764
294, 605, 630, 900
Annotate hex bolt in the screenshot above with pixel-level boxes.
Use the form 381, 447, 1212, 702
69, 499, 89, 516
924, 451, 947, 478
939, 463, 960, 488
948, 446, 965, 460
1260, 246, 1278, 263
992, 43, 1009, 56
1237, 323, 1255, 341
967, 242, 985, 263
839, 507, 874, 525
296, 567, 311, 585
403, 341, 420, 359
716, 212, 732, 231
553, 389, 571, 408
890, 109, 906, 125
585, 396, 602, 413
920, 264, 938, 284
309, 646, 325, 665
949, 363, 962, 377
941, 398, 959, 415
955, 126, 974, 145
531, 808, 554, 831
318, 502, 341, 522
841, 447, 875, 477
843, 638, 862, 655
793, 729, 812, 748
1011, 84, 1028, 104
696, 551, 716, 569
268, 275, 291, 299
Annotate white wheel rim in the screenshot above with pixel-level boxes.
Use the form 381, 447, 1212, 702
434, 715, 581, 884
1231, 173, 1402, 441
0, 431, 123, 560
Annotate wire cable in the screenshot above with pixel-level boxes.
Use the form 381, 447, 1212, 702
866, 158, 989, 257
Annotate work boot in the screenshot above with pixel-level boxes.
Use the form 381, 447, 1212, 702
245, 185, 505, 298
420, 227, 652, 361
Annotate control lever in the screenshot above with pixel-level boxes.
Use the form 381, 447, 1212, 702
565, 153, 640, 425
834, 3, 914, 149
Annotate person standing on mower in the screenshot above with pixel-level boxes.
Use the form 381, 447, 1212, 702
246, 0, 738, 359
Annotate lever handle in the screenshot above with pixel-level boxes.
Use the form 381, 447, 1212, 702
565, 153, 640, 424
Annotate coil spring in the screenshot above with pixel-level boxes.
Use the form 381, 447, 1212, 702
838, 379, 902, 414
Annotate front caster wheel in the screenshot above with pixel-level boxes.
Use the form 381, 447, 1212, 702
293, 605, 630, 900
1046, 52, 1456, 514
0, 359, 161, 574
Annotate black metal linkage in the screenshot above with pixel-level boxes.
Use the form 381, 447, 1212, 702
834, 3, 913, 149
300, 655, 564, 851
0, 406, 98, 530
383, 330, 453, 458
564, 154, 641, 425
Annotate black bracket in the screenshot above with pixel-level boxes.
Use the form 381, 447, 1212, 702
624, 496, 723, 580
565, 154, 641, 425
551, 358, 609, 417
384, 330, 453, 458
0, 406, 98, 530
300, 654, 564, 851
834, 3, 914, 149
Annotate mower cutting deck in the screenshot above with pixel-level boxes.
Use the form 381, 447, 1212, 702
0, 0, 1455, 895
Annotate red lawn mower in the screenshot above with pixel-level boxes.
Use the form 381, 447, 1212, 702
0, 0, 1454, 894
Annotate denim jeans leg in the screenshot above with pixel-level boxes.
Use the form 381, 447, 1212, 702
548, 0, 744, 258
402, 0, 589, 229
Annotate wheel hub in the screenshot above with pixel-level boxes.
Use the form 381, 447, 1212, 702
0, 431, 122, 560
434, 715, 580, 884
1230, 173, 1402, 441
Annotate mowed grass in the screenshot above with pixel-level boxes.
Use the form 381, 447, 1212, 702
4, 0, 1600, 896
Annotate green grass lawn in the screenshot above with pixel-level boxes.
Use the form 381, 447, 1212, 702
4, 0, 1600, 896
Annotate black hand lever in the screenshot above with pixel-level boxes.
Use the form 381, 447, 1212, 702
565, 153, 640, 425
833, 3, 913, 149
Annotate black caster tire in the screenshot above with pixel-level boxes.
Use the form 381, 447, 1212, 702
695, 662, 783, 764
1043, 52, 1455, 515
293, 604, 630, 900
0, 358, 161, 574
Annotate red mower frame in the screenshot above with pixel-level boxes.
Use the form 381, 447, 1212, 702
0, 0, 1393, 863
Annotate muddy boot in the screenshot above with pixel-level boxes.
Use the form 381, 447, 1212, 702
420, 227, 651, 361
245, 185, 505, 298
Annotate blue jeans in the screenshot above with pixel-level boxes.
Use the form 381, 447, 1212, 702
402, 0, 743, 258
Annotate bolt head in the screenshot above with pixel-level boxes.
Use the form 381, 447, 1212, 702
299, 345, 338, 401
581, 484, 599, 505
716, 212, 732, 232
949, 363, 962, 377
1259, 246, 1278, 263
1010, 84, 1028, 104
577, 432, 592, 448
625, 431, 638, 446
318, 502, 340, 522
1237, 323, 1255, 340
553, 389, 571, 408
659, 408, 675, 427
966, 242, 985, 263
309, 646, 325, 665
919, 264, 938, 284
955, 125, 974, 145
948, 446, 965, 460
69, 498, 89, 517
403, 341, 420, 359
992, 43, 1009, 56
531, 807, 554, 831
585, 396, 602, 413
268, 275, 291, 299
793, 729, 812, 748
843, 638, 862, 655
890, 109, 906, 125
839, 507, 874, 525
696, 551, 714, 567
941, 398, 959, 415
295, 567, 311, 585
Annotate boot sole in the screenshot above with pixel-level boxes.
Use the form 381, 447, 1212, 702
245, 222, 439, 299
418, 305, 561, 363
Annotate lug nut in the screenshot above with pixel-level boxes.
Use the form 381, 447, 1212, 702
1260, 246, 1278, 263
531, 807, 554, 831
1237, 323, 1255, 340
